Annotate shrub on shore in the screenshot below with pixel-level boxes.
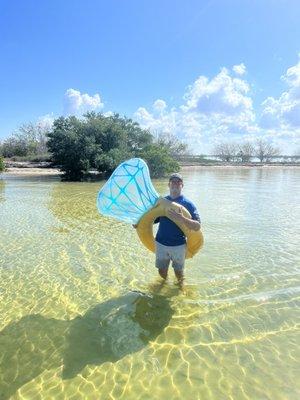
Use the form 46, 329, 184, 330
0, 156, 4, 172
47, 113, 182, 180
138, 144, 179, 178
0, 122, 50, 158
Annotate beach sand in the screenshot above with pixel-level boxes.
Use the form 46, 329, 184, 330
2, 164, 298, 178
4, 167, 62, 177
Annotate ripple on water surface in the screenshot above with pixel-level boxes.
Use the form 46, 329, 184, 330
0, 168, 299, 399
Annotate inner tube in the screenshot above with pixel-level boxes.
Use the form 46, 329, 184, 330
136, 197, 204, 259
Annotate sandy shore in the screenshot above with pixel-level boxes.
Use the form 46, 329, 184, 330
2, 164, 298, 177
4, 167, 62, 176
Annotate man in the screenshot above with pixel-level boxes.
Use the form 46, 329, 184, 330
154, 173, 201, 284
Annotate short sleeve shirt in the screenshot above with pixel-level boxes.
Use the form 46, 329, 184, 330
155, 195, 200, 246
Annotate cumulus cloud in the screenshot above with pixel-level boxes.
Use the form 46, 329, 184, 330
134, 67, 256, 153
37, 114, 55, 129
261, 58, 300, 129
135, 106, 178, 137
153, 99, 167, 112
103, 111, 114, 117
283, 59, 300, 92
134, 61, 300, 154
182, 68, 253, 117
233, 63, 246, 75
63, 88, 104, 115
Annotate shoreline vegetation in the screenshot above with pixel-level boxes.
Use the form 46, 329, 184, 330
2, 159, 299, 178
1, 113, 299, 182
1, 113, 299, 181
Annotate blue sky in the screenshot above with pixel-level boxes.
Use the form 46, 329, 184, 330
1, 0, 300, 153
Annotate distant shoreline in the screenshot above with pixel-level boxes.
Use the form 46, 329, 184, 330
180, 164, 299, 170
2, 163, 299, 178
4, 167, 62, 176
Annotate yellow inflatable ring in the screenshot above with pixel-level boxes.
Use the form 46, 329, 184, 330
136, 197, 204, 259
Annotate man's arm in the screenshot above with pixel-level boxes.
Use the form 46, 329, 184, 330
168, 208, 201, 231
181, 216, 201, 231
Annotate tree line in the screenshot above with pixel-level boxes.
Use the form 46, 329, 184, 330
213, 140, 281, 163
1, 114, 296, 178
0, 113, 186, 180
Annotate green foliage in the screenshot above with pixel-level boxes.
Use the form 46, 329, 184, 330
47, 113, 152, 180
138, 144, 179, 178
0, 156, 4, 172
47, 116, 98, 180
1, 136, 29, 157
1, 122, 50, 158
95, 148, 133, 173
47, 113, 180, 180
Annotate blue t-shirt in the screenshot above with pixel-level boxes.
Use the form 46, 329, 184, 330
155, 195, 200, 246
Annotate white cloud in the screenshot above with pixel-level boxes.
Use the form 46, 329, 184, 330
153, 99, 167, 112
182, 67, 253, 117
104, 111, 114, 117
135, 107, 155, 125
233, 63, 246, 76
37, 114, 55, 130
134, 67, 256, 153
134, 61, 300, 154
135, 106, 178, 138
63, 88, 104, 115
28, 62, 299, 155
261, 58, 300, 129
282, 59, 300, 92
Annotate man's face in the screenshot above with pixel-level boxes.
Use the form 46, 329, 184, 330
168, 178, 183, 197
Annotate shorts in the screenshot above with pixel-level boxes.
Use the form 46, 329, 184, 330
155, 241, 186, 271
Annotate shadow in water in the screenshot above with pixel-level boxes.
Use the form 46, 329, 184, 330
0, 292, 173, 400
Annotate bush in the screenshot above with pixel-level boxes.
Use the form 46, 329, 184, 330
1, 122, 50, 158
0, 156, 4, 172
47, 113, 156, 180
47, 116, 97, 180
95, 148, 133, 176
1, 137, 29, 158
138, 144, 179, 178
47, 113, 184, 180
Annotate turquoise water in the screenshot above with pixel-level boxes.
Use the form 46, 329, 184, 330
0, 167, 299, 399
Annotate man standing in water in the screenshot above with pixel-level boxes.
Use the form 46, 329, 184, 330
155, 173, 201, 284
135, 173, 201, 285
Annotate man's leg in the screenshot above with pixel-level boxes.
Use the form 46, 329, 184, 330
155, 242, 170, 280
174, 269, 184, 282
171, 244, 186, 286
174, 269, 185, 290
159, 267, 169, 280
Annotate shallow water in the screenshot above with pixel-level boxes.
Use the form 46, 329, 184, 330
0, 167, 299, 400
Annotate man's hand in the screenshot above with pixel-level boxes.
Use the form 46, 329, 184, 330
168, 207, 201, 231
168, 207, 184, 223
